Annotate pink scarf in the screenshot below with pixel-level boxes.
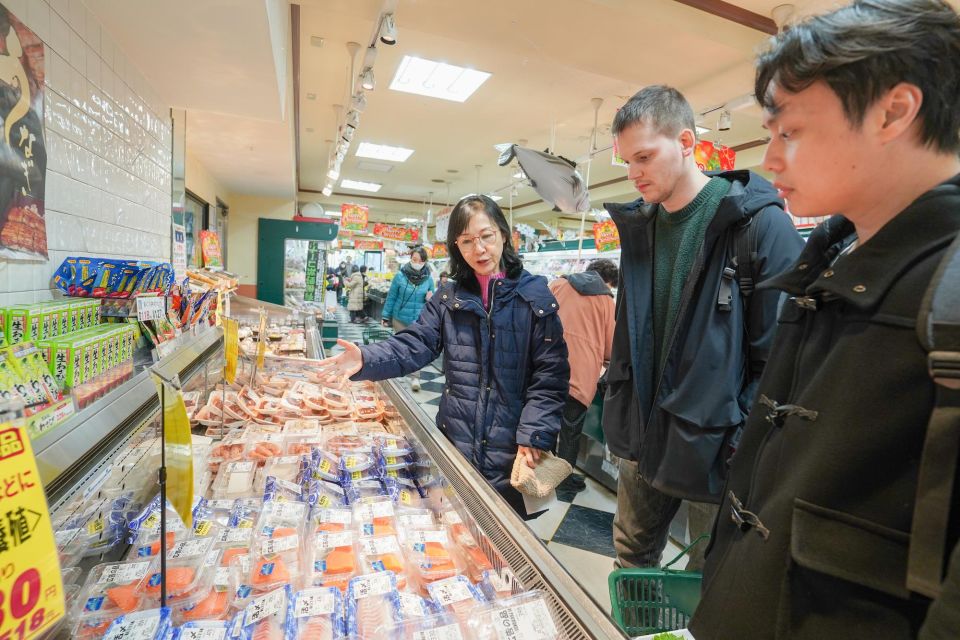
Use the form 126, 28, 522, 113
475, 271, 505, 309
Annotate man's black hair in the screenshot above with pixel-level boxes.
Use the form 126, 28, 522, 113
755, 0, 960, 153
611, 85, 697, 139
586, 258, 619, 288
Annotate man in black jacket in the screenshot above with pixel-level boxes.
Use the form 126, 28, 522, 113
690, 1, 960, 638
603, 86, 802, 570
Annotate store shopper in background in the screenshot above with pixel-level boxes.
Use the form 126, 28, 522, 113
691, 1, 960, 638
346, 265, 366, 324
548, 258, 617, 493
603, 85, 803, 571
318, 195, 569, 518
438, 271, 450, 287
381, 247, 436, 391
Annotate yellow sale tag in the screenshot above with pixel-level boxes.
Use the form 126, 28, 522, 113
194, 520, 212, 537
223, 317, 239, 384
256, 311, 267, 369
0, 424, 65, 639
215, 289, 223, 328
150, 372, 194, 529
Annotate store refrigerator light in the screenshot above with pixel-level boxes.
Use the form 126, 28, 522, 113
340, 179, 382, 192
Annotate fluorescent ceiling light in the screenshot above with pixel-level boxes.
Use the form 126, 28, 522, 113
486, 194, 503, 201
321, 185, 333, 197
340, 179, 382, 192
696, 126, 710, 135
399, 217, 419, 223
390, 55, 491, 103
356, 142, 414, 162
513, 170, 526, 180
326, 167, 340, 180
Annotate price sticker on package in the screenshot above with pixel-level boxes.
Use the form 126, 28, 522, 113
413, 623, 466, 640
136, 295, 166, 321
0, 424, 65, 639
294, 587, 336, 618
492, 599, 558, 640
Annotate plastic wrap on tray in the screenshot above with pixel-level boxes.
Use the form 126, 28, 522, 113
291, 587, 344, 639
471, 591, 560, 640
306, 530, 358, 593
353, 497, 397, 538
407, 528, 465, 595
248, 528, 302, 593
239, 585, 294, 640
426, 575, 486, 617
345, 572, 399, 639
212, 461, 258, 499
357, 535, 407, 589
102, 607, 173, 640
74, 559, 155, 637
310, 506, 353, 534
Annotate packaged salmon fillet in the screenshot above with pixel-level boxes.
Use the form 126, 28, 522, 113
174, 617, 242, 640
448, 524, 494, 582
478, 568, 518, 601
73, 559, 154, 636
307, 531, 358, 592
357, 535, 407, 589
353, 498, 398, 538
102, 607, 173, 640
240, 585, 294, 640
426, 575, 486, 618
255, 500, 307, 539
248, 529, 302, 593
384, 613, 476, 640
345, 478, 387, 504
407, 528, 465, 594
310, 506, 353, 534
345, 572, 399, 639
137, 538, 217, 606
291, 587, 344, 639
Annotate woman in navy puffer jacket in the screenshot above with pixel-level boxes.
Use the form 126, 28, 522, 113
319, 195, 569, 517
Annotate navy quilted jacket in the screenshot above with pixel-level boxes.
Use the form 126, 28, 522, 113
353, 270, 570, 490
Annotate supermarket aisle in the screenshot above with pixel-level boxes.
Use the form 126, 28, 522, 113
333, 306, 686, 612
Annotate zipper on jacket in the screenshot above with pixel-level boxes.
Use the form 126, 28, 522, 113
478, 279, 497, 470
647, 241, 709, 424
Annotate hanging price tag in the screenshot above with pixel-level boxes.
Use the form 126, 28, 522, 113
223, 317, 239, 384
150, 372, 194, 529
256, 310, 267, 369
136, 295, 166, 321
0, 424, 65, 640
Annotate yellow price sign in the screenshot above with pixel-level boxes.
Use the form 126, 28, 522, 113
0, 424, 65, 639
256, 310, 267, 369
223, 317, 239, 384
150, 373, 194, 529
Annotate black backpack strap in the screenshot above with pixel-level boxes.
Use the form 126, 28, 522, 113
717, 214, 760, 311
907, 231, 960, 599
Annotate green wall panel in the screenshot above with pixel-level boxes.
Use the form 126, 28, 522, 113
257, 218, 338, 305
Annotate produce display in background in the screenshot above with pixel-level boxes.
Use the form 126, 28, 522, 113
693, 140, 736, 171
341, 203, 369, 232
0, 4, 48, 261
199, 230, 224, 268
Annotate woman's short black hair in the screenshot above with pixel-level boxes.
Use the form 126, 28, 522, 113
446, 195, 522, 292
411, 247, 428, 263
586, 258, 619, 288
359, 265, 367, 273
439, 271, 449, 279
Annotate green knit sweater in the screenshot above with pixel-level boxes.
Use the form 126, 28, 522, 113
653, 177, 731, 370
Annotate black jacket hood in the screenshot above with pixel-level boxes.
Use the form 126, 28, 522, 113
563, 271, 613, 297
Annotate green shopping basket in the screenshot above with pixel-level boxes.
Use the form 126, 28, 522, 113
362, 325, 393, 345
608, 535, 708, 636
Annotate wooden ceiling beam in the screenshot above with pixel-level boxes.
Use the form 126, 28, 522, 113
673, 0, 778, 35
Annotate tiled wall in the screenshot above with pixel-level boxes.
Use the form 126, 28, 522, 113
0, 0, 172, 306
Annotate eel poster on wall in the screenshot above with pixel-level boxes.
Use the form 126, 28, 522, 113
0, 5, 46, 261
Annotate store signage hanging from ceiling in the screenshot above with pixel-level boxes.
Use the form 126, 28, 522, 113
694, 140, 736, 171
340, 203, 369, 232
354, 239, 384, 251
373, 223, 420, 243
593, 220, 621, 252
0, 6, 47, 261
434, 206, 453, 242
430, 242, 448, 258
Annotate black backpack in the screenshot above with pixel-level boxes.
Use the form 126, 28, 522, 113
907, 230, 960, 600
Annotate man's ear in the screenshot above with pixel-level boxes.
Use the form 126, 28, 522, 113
876, 82, 923, 144
679, 128, 697, 158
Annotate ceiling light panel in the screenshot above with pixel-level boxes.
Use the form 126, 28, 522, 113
340, 179, 382, 192
389, 55, 491, 103
356, 142, 414, 162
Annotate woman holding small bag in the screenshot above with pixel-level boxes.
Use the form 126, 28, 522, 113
317, 195, 570, 518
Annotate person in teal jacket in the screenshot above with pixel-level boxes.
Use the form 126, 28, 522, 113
382, 247, 435, 391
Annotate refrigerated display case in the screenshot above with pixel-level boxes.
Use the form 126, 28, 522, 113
521, 248, 621, 282
39, 317, 625, 638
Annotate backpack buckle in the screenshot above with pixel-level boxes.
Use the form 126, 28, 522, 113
928, 351, 960, 389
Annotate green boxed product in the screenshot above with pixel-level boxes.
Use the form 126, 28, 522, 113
55, 302, 69, 337
6, 304, 38, 345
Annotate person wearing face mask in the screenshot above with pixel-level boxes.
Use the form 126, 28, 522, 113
381, 247, 435, 391
316, 195, 569, 519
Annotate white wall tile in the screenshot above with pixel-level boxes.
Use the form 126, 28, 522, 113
5, 0, 27, 23
49, 11, 70, 58
25, 0, 50, 45
84, 7, 99, 52
49, 0, 69, 20
69, 0, 86, 41
69, 28, 85, 75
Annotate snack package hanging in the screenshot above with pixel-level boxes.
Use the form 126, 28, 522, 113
199, 231, 224, 268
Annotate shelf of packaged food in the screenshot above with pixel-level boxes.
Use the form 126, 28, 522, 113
45, 327, 625, 639
35, 325, 223, 499
229, 295, 324, 359
378, 378, 627, 639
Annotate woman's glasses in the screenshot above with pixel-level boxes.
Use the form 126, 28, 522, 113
455, 229, 499, 253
